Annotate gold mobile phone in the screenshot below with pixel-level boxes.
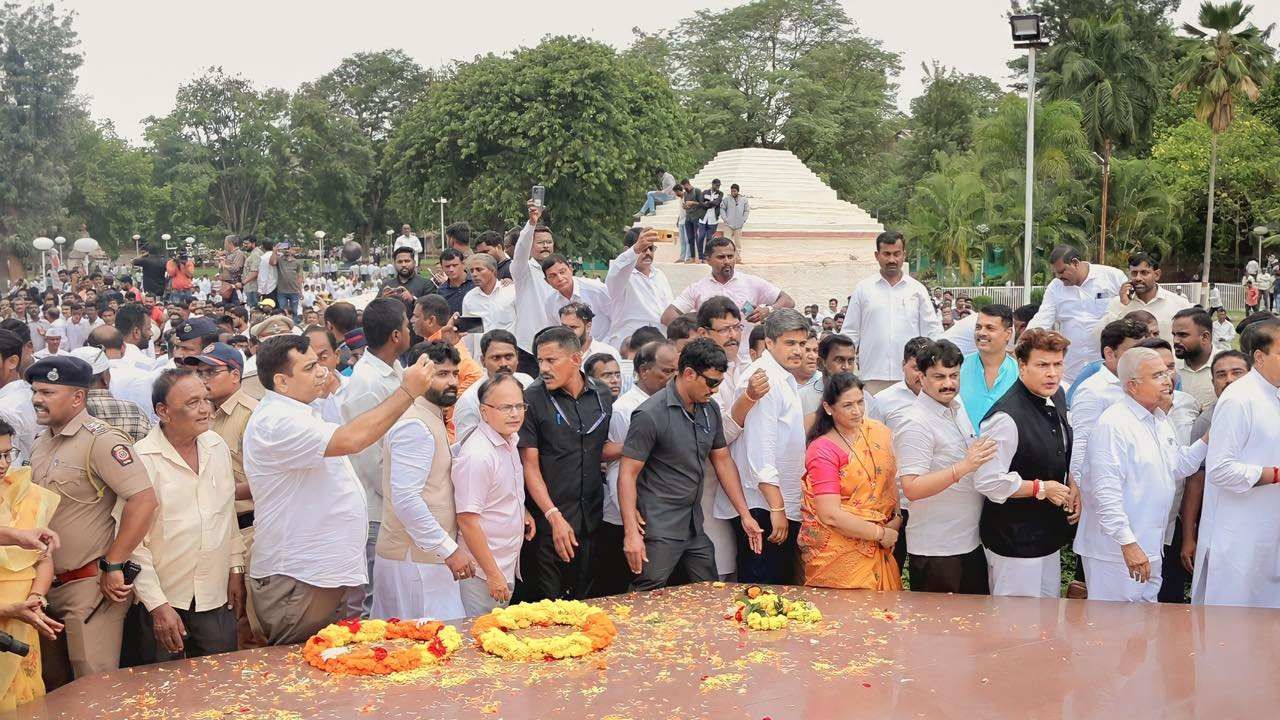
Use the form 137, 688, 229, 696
657, 229, 676, 241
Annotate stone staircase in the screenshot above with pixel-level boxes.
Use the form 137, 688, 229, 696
635, 147, 885, 306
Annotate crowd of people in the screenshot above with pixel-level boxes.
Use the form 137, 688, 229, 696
0, 199, 1277, 710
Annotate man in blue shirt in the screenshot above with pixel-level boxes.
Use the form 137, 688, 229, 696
960, 304, 1017, 426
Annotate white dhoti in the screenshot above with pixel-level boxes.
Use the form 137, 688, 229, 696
984, 548, 1061, 598
1080, 555, 1161, 603
371, 556, 465, 621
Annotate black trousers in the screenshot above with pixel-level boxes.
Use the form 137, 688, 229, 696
514, 516, 596, 602
137, 603, 238, 663
893, 508, 910, 578
1159, 521, 1191, 604
909, 546, 990, 595
734, 508, 800, 585
631, 533, 717, 592
590, 522, 635, 598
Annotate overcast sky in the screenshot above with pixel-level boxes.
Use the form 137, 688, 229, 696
56, 0, 1258, 143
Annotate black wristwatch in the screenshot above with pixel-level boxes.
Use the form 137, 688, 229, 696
98, 557, 127, 574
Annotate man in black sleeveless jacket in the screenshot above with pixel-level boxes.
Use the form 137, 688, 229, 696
972, 328, 1080, 597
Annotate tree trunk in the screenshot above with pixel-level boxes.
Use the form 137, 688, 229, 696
1200, 132, 1219, 306
1099, 139, 1111, 264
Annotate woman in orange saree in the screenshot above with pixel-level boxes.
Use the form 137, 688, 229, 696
799, 373, 902, 590
0, 453, 63, 711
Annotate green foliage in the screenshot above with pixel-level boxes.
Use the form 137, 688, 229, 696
145, 68, 291, 236
0, 2, 83, 248
1173, 0, 1272, 134
299, 50, 432, 240
386, 36, 694, 259
905, 154, 990, 285
1094, 158, 1183, 259
64, 120, 163, 254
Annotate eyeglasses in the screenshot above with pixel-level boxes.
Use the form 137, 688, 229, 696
1146, 369, 1177, 383
0, 448, 16, 463
195, 367, 229, 379
483, 402, 528, 415
697, 371, 724, 389
710, 323, 744, 335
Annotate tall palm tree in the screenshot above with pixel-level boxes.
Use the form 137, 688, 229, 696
1043, 11, 1160, 265
906, 154, 990, 284
1173, 1, 1273, 304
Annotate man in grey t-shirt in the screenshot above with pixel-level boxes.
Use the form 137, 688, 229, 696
273, 244, 304, 321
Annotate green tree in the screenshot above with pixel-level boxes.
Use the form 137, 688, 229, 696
0, 2, 83, 276
1042, 12, 1160, 264
1173, 0, 1272, 297
905, 154, 991, 284
1150, 115, 1280, 272
64, 120, 163, 254
385, 36, 693, 259
145, 68, 290, 236
1090, 158, 1182, 260
300, 50, 432, 240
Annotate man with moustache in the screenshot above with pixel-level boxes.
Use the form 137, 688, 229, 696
958, 305, 1018, 426
1171, 308, 1217, 411
452, 330, 534, 439
372, 341, 475, 620
1097, 252, 1191, 342
972, 329, 1079, 597
605, 228, 674, 349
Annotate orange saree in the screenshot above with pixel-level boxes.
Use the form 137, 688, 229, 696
798, 422, 901, 591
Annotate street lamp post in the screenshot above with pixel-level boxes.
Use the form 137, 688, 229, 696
314, 231, 326, 276
32, 237, 53, 290
433, 198, 449, 252
1010, 13, 1048, 304
1253, 225, 1269, 268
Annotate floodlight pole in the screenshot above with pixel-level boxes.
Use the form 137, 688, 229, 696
1022, 46, 1037, 305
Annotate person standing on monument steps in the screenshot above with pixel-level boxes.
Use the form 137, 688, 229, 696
841, 231, 943, 395
722, 184, 750, 245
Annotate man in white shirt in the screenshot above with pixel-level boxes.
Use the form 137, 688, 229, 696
1096, 252, 1192, 342
33, 324, 65, 359
461, 252, 516, 338
538, 254, 613, 348
605, 228, 674, 349
452, 329, 534, 440
1172, 308, 1217, 411
334, 298, 413, 617
596, 340, 677, 596
558, 302, 620, 368
394, 223, 424, 257
372, 342, 474, 621
1077, 348, 1208, 602
841, 231, 942, 395
0, 328, 36, 465
62, 303, 91, 350
871, 337, 933, 434
510, 205, 558, 372
132, 369, 243, 660
1192, 318, 1280, 608
726, 309, 809, 584
243, 333, 433, 644
1212, 309, 1235, 351
1026, 244, 1126, 384
256, 241, 279, 304
1068, 318, 1148, 494
894, 340, 997, 593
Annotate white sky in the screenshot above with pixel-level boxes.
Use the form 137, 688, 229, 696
53, 0, 1267, 143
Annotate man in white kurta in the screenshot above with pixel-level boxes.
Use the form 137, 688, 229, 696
604, 228, 674, 349
1067, 319, 1146, 489
840, 232, 942, 394
1026, 245, 1126, 385
1076, 348, 1207, 602
1193, 320, 1280, 608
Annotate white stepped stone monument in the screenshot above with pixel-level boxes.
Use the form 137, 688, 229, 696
636, 147, 885, 305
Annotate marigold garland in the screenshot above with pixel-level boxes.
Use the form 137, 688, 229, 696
471, 599, 617, 661
726, 585, 822, 630
303, 617, 463, 675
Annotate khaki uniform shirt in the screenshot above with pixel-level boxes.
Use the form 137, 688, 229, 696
30, 408, 153, 574
211, 388, 258, 516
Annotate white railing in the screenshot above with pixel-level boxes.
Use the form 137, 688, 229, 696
941, 282, 1250, 311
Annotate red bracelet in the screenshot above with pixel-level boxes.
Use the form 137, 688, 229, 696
1032, 479, 1041, 498
1272, 467, 1279, 484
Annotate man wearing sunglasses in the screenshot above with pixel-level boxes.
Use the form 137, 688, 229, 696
518, 326, 618, 601
618, 338, 763, 590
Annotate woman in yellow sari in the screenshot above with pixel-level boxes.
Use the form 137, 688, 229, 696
799, 373, 902, 590
0, 428, 63, 711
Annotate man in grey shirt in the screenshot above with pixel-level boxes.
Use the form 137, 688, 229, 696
618, 338, 762, 590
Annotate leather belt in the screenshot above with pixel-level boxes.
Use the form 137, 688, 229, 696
237, 510, 255, 530
52, 560, 98, 588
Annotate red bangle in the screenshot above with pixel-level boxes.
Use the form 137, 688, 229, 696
1032, 479, 1041, 498
1272, 467, 1279, 484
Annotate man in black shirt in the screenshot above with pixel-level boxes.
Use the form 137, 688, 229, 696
434, 248, 474, 315
131, 244, 169, 297
475, 231, 512, 280
518, 326, 616, 601
681, 179, 706, 261
380, 246, 436, 301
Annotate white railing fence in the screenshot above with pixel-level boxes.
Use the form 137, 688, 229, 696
941, 283, 1251, 312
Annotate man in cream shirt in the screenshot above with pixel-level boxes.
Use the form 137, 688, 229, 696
1094, 252, 1191, 342
1026, 244, 1126, 385
132, 368, 243, 660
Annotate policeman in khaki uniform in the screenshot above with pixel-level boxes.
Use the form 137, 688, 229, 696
182, 343, 262, 646
27, 356, 158, 688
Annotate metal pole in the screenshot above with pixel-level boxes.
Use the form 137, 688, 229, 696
1022, 46, 1037, 305
438, 201, 446, 253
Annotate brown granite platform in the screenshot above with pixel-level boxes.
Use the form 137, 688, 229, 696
10, 582, 1278, 719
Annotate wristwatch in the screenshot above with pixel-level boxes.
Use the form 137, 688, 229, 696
1035, 482, 1047, 501
98, 557, 127, 574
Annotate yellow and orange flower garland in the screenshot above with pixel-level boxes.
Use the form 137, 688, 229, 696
726, 585, 823, 630
303, 617, 463, 675
471, 599, 617, 661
